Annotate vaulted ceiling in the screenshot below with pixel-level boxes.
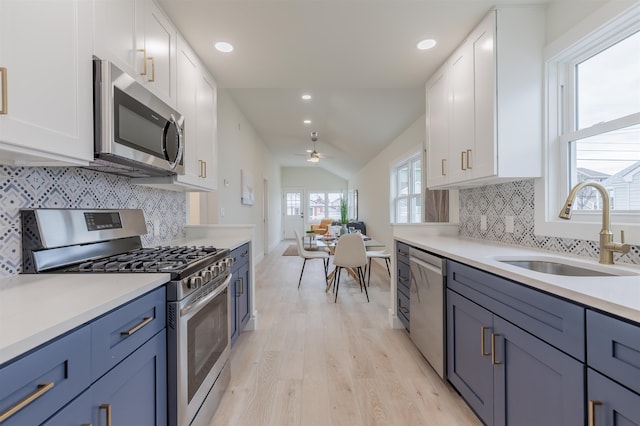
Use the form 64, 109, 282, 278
157, 0, 549, 179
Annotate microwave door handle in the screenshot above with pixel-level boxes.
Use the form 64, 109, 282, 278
162, 114, 184, 170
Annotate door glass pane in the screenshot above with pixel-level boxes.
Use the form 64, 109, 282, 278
285, 192, 301, 216
576, 30, 640, 129
327, 192, 342, 220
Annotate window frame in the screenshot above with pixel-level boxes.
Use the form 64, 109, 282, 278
535, 2, 640, 244
391, 151, 422, 224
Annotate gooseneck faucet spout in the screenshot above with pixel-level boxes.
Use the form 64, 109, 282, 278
559, 181, 630, 264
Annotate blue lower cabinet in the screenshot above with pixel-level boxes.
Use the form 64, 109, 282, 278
447, 289, 494, 425
588, 368, 640, 425
493, 316, 584, 426
42, 390, 93, 425
90, 329, 167, 426
230, 242, 251, 345
447, 289, 584, 426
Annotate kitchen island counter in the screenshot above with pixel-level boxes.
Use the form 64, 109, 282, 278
394, 233, 640, 323
0, 273, 169, 365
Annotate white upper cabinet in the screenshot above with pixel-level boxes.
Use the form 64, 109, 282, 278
173, 36, 217, 191
134, 35, 217, 191
0, 0, 94, 166
94, 0, 177, 107
425, 7, 545, 189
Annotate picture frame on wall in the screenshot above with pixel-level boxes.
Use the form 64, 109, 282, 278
241, 169, 254, 206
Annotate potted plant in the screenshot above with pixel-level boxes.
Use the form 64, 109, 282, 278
339, 197, 348, 234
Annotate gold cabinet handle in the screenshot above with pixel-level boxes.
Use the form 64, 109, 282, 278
481, 326, 490, 356
466, 149, 472, 169
0, 382, 55, 422
202, 160, 207, 178
491, 333, 501, 365
588, 400, 602, 426
441, 158, 446, 176
137, 49, 147, 76
461, 151, 467, 170
237, 277, 244, 296
81, 424, 93, 426
0, 67, 7, 115
147, 57, 155, 82
120, 316, 153, 336
99, 404, 112, 426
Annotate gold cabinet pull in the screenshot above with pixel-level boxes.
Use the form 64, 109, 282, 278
147, 57, 155, 82
461, 151, 467, 170
120, 316, 153, 336
99, 404, 112, 426
137, 49, 147, 76
202, 160, 207, 178
466, 149, 472, 169
588, 400, 602, 426
441, 158, 446, 176
481, 326, 490, 356
0, 67, 7, 115
0, 382, 55, 422
491, 333, 501, 365
198, 160, 203, 177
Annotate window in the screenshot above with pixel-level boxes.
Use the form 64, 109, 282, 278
537, 3, 640, 243
565, 30, 640, 212
391, 153, 421, 223
308, 192, 342, 222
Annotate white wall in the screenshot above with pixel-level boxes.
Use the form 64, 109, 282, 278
281, 167, 347, 190
201, 89, 282, 256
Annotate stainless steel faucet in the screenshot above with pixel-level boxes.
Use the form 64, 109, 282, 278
559, 181, 630, 264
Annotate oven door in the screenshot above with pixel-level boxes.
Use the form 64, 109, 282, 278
168, 274, 231, 426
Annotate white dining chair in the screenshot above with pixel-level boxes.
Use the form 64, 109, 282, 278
294, 230, 329, 288
366, 250, 391, 287
331, 233, 368, 303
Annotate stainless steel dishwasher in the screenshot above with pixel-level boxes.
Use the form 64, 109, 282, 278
409, 247, 446, 379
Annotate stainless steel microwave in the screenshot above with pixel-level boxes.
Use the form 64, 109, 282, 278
90, 58, 185, 177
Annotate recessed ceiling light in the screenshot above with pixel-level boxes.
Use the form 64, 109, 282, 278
417, 39, 437, 50
301, 94, 312, 100
214, 41, 234, 53
303, 119, 311, 124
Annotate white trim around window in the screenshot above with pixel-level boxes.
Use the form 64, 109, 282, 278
535, 1, 640, 245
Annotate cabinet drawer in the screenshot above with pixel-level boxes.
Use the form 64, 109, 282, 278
91, 287, 166, 380
447, 260, 585, 361
397, 260, 410, 294
230, 243, 250, 271
0, 327, 91, 426
397, 289, 410, 324
587, 310, 640, 394
396, 241, 410, 261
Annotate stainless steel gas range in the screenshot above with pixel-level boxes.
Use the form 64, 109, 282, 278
21, 208, 232, 426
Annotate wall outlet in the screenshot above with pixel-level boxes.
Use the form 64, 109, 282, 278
153, 219, 160, 236
505, 216, 515, 233
480, 215, 487, 231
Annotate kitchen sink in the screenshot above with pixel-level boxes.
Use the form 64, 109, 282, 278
495, 257, 638, 277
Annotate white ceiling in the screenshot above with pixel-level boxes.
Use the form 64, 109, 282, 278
157, 0, 549, 179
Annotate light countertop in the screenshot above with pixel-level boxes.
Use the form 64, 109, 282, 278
0, 273, 169, 366
395, 235, 640, 324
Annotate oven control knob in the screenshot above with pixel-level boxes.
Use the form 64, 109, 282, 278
201, 270, 212, 282
210, 264, 220, 276
188, 276, 203, 290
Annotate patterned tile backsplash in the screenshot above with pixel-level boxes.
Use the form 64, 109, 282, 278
0, 166, 186, 276
459, 179, 640, 265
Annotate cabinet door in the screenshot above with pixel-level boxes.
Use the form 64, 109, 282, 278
41, 389, 93, 426
448, 42, 474, 184
493, 316, 584, 426
230, 273, 239, 345
93, 0, 143, 78
195, 71, 217, 190
447, 290, 494, 425
588, 368, 640, 426
471, 12, 497, 180
0, 0, 93, 165
425, 67, 449, 188
142, 0, 176, 106
176, 38, 199, 185
91, 330, 167, 426
237, 260, 251, 331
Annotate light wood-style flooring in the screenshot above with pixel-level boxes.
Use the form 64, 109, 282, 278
209, 241, 482, 426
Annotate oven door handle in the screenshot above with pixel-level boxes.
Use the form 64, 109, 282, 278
180, 273, 232, 317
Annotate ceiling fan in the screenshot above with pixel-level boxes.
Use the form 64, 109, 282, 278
301, 131, 330, 163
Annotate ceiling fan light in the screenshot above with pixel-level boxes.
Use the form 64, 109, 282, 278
307, 156, 319, 163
